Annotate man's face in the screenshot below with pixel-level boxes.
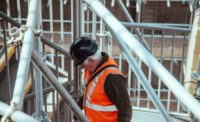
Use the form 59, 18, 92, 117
80, 57, 96, 72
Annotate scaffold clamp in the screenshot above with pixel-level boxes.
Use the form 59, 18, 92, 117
7, 25, 27, 46
0, 102, 17, 122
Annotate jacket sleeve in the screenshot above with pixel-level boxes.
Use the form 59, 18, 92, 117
104, 74, 132, 122
73, 95, 83, 120
77, 95, 84, 109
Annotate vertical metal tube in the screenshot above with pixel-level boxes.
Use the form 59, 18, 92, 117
167, 0, 171, 7
73, 0, 81, 101
184, 8, 200, 93
180, 35, 187, 84
34, 62, 43, 115
6, 0, 11, 31
107, 33, 112, 55
34, 37, 43, 117
147, 29, 154, 108
42, 43, 48, 113
136, 0, 141, 23
17, 0, 21, 23
49, 0, 54, 65
55, 51, 60, 122
137, 59, 142, 107
167, 32, 176, 111
158, 31, 165, 99
99, 18, 103, 52
128, 65, 132, 96
1, 21, 12, 100
56, 94, 60, 122
73, 0, 81, 38
30, 62, 35, 113
52, 91, 56, 122
33, 0, 44, 117
86, 9, 90, 34
11, 0, 39, 110
60, 0, 65, 71
99, 0, 106, 53
92, 10, 97, 40
16, 0, 21, 61
70, 0, 75, 95
81, 1, 85, 36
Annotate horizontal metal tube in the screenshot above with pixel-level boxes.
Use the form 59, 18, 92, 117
40, 36, 71, 58
0, 101, 38, 122
24, 83, 80, 100
0, 11, 21, 27
122, 22, 191, 32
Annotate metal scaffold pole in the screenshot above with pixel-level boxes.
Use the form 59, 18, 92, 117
11, 0, 39, 109
31, 50, 88, 122
184, 8, 200, 94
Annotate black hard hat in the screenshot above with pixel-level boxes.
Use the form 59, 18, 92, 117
69, 36, 98, 66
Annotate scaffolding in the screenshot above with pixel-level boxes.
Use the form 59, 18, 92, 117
0, 0, 200, 122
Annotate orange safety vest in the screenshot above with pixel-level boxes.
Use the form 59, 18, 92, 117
83, 56, 124, 122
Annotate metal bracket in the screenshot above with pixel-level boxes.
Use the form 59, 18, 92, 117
192, 71, 200, 81
32, 111, 52, 122
192, 72, 200, 101
63, 0, 68, 4
167, 0, 171, 7
189, 0, 194, 12
34, 29, 43, 36
126, 0, 130, 7
7, 25, 42, 46
96, 31, 109, 37
136, 0, 141, 13
7, 25, 27, 46
111, 0, 115, 7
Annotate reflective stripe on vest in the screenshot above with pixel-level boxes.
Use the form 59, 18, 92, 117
85, 100, 118, 111
86, 70, 104, 101
85, 67, 118, 111
87, 77, 98, 101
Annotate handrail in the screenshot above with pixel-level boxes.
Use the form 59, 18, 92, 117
122, 22, 191, 32
40, 36, 71, 58
83, 0, 200, 120
0, 11, 21, 27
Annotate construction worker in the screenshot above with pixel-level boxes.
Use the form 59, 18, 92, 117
70, 36, 132, 122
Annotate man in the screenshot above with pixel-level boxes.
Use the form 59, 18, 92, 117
70, 36, 132, 122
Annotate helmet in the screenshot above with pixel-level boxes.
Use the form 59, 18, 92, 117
69, 36, 98, 66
